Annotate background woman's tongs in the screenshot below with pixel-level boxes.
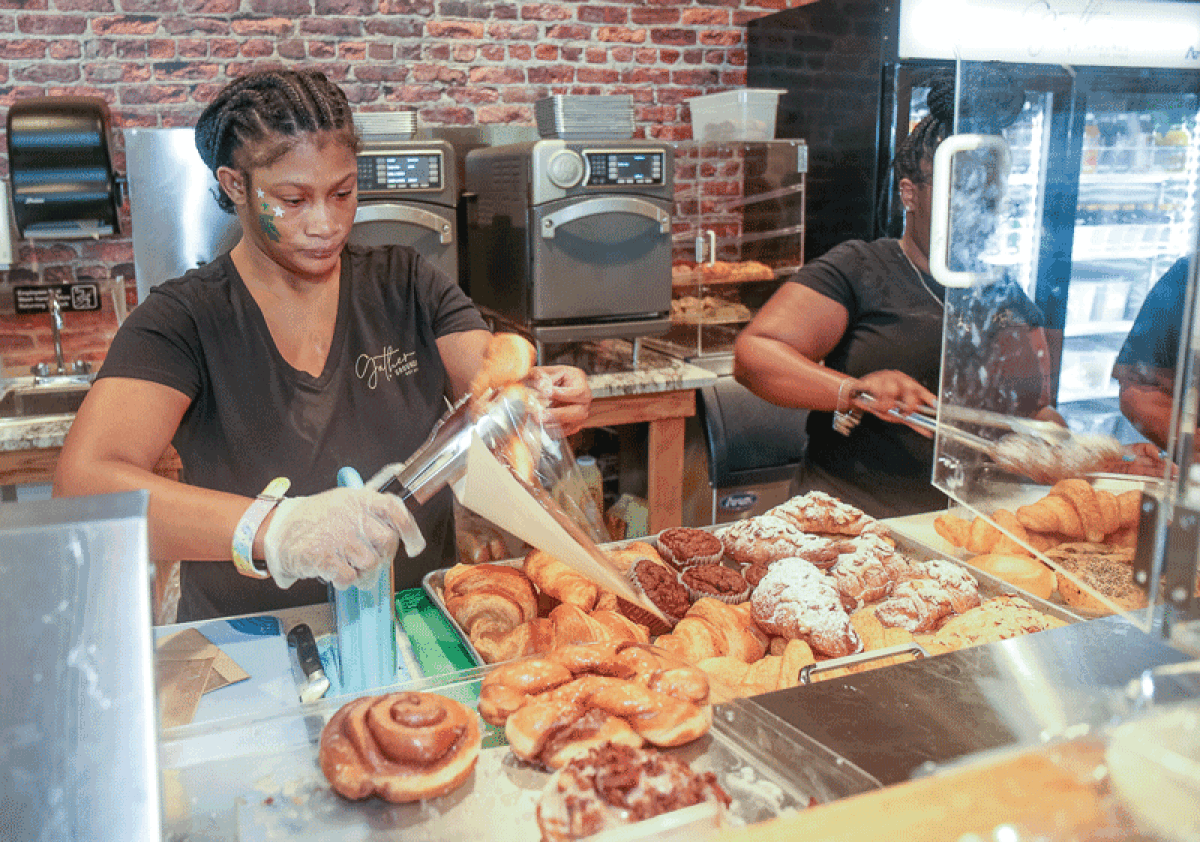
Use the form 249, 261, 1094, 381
850, 393, 1070, 455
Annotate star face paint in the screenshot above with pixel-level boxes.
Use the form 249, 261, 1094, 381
258, 199, 282, 241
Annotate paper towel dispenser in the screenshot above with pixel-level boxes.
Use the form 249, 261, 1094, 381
6, 96, 120, 239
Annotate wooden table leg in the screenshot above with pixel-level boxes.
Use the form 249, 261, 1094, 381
646, 415, 686, 532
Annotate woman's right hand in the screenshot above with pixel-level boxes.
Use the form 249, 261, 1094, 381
849, 370, 938, 435
261, 487, 426, 590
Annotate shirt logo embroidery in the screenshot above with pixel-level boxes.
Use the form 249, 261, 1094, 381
356, 347, 418, 389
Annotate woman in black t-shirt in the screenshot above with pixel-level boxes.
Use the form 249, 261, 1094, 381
733, 76, 1055, 518
53, 70, 591, 620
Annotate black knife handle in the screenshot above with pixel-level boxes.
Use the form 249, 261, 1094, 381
287, 623, 324, 677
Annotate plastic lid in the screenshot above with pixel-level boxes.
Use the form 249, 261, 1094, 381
577, 455, 597, 466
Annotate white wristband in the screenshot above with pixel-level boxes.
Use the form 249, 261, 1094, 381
231, 477, 290, 579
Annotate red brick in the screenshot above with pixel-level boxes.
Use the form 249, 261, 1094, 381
0, 39, 46, 59
578, 6, 626, 24
230, 16, 294, 36
13, 64, 80, 83
560, 46, 582, 62
627, 67, 670, 85
183, 0, 238, 11
527, 65, 574, 84
308, 41, 335, 59
683, 8, 729, 25
608, 45, 634, 62
426, 20, 484, 38
584, 46, 606, 63
160, 111, 199, 127
547, 23, 588, 39
476, 103, 529, 124
92, 15, 160, 35
337, 82, 381, 104
315, 0, 375, 12
451, 86, 498, 105
152, 61, 218, 82
411, 64, 465, 84
382, 85, 440, 103
48, 41, 82, 60
479, 44, 504, 61
147, 39, 178, 58
352, 64, 410, 82
17, 13, 87, 33
278, 39, 307, 59
469, 66, 523, 85
300, 17, 361, 35
162, 16, 229, 34
520, 3, 571, 21
534, 43, 558, 60
596, 25, 645, 44
379, 0, 433, 12
240, 38, 275, 57
500, 85, 540, 103
338, 41, 366, 60
364, 19, 421, 37
412, 104, 473, 125
205, 38, 238, 57
0, 0, 47, 9
451, 43, 477, 61
630, 8, 679, 25
577, 67, 618, 83
120, 83, 189, 104
248, 0, 312, 13
177, 38, 210, 58
700, 30, 741, 46
487, 21, 538, 39
650, 28, 694, 46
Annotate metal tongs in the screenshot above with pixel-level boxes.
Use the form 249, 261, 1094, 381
846, 393, 1119, 482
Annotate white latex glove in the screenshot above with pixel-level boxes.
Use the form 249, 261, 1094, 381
262, 487, 426, 590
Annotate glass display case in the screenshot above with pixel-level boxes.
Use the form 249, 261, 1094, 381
648, 140, 806, 365
928, 56, 1199, 647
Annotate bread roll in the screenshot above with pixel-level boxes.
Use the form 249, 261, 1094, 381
969, 553, 1056, 600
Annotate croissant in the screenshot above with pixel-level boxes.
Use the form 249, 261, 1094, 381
696, 638, 816, 700
470, 604, 649, 664
653, 599, 768, 665
1016, 481, 1138, 544
524, 549, 600, 611
443, 563, 538, 639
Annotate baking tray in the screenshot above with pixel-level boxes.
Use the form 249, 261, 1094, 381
158, 666, 882, 840
422, 525, 1083, 673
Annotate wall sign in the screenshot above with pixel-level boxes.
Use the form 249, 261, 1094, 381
14, 283, 102, 315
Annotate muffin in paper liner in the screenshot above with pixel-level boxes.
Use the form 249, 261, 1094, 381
655, 527, 725, 572
625, 559, 689, 631
681, 564, 750, 605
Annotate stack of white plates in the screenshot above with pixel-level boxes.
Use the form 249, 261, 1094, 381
355, 111, 417, 142
535, 95, 634, 140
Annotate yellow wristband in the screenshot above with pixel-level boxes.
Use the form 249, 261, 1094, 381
231, 477, 291, 579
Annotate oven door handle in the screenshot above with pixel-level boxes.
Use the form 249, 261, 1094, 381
540, 196, 670, 239
354, 203, 454, 245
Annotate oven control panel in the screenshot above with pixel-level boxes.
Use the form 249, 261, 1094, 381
583, 150, 666, 187
357, 149, 445, 194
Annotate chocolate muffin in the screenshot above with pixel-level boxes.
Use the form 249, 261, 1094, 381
628, 559, 690, 625
681, 564, 750, 605
655, 527, 724, 571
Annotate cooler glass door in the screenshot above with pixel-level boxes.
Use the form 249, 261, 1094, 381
929, 60, 1200, 638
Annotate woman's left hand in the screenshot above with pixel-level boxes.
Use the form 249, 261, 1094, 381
526, 365, 591, 436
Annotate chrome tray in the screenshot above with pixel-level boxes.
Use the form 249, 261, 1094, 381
159, 667, 881, 840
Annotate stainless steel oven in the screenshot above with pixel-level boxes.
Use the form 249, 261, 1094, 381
464, 139, 673, 345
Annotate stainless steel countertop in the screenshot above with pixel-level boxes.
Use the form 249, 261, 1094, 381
749, 611, 1192, 786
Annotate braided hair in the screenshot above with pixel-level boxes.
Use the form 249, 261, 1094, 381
194, 69, 360, 213
893, 71, 955, 185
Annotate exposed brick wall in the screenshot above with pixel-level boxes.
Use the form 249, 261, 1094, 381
0, 0, 797, 372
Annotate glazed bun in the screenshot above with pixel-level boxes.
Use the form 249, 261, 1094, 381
969, 553, 1056, 601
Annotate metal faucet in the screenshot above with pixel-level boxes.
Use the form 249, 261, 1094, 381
30, 292, 91, 382
49, 293, 66, 375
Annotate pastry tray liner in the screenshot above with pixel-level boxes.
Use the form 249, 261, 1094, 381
158, 668, 881, 840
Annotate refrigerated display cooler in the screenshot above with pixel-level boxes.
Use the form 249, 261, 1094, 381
748, 0, 1200, 445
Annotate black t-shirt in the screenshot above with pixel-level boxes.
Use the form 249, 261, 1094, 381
1113, 257, 1192, 388
99, 244, 488, 621
791, 239, 1043, 518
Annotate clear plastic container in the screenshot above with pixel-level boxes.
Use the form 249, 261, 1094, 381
687, 89, 785, 142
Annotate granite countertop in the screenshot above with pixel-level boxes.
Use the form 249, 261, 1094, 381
0, 341, 719, 454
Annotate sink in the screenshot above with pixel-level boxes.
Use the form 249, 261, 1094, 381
0, 379, 92, 419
